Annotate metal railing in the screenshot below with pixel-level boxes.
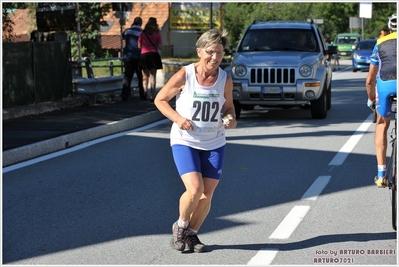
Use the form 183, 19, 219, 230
72, 57, 138, 105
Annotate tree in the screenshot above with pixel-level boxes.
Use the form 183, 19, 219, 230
363, 3, 397, 39
2, 2, 111, 58
3, 2, 397, 58
2, 3, 16, 42
222, 3, 256, 49
69, 3, 111, 59
222, 2, 397, 46
2, 2, 33, 42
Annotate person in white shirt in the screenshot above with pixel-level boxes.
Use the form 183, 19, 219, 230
154, 29, 237, 253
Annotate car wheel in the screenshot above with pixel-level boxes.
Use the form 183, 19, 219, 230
352, 68, 357, 72
327, 82, 332, 110
310, 85, 327, 119
233, 100, 242, 119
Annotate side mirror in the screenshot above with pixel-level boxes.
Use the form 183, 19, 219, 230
225, 46, 235, 56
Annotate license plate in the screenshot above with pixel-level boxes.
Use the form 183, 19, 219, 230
341, 52, 347, 55
261, 86, 281, 94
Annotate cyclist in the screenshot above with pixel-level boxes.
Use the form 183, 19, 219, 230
365, 14, 397, 188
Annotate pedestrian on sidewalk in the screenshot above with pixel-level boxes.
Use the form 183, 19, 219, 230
138, 17, 163, 102
325, 38, 332, 61
154, 28, 237, 253
332, 48, 340, 71
121, 17, 145, 101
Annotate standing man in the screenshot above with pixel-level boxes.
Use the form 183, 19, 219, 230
366, 14, 397, 187
121, 17, 145, 101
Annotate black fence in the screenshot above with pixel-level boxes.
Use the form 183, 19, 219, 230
2, 41, 72, 108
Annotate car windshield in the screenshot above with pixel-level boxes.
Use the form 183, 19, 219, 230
356, 40, 376, 51
238, 29, 319, 52
336, 36, 359, 44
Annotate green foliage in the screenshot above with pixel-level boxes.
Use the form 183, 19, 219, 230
3, 2, 397, 58
222, 3, 259, 49
69, 3, 112, 59
2, 2, 32, 41
2, 3, 16, 42
2, 3, 42, 42
222, 2, 397, 47
363, 2, 397, 39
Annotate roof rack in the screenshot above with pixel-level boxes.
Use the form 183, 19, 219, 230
252, 18, 315, 25
252, 18, 264, 24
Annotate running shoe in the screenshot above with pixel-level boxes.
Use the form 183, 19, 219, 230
375, 176, 388, 188
185, 234, 206, 253
170, 221, 187, 251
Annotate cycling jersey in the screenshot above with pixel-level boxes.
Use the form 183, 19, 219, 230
370, 32, 397, 118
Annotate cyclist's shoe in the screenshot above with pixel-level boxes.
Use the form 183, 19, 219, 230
170, 221, 187, 251
185, 234, 207, 253
374, 176, 388, 188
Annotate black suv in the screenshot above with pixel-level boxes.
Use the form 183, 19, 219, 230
225, 20, 337, 119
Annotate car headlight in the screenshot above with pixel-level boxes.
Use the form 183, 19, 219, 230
353, 53, 360, 59
233, 64, 247, 77
299, 64, 312, 77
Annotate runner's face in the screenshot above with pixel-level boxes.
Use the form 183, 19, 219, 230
197, 43, 225, 68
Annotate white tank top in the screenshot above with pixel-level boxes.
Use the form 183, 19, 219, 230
170, 63, 227, 150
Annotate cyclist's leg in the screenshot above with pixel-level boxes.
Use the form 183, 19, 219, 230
374, 79, 397, 187
374, 116, 391, 187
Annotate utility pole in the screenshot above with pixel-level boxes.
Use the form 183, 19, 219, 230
209, 3, 213, 30
76, 3, 82, 60
120, 3, 124, 58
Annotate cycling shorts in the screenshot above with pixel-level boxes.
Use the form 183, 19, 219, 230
171, 144, 226, 179
376, 79, 397, 118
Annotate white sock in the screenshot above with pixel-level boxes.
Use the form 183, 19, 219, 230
177, 219, 189, 228
187, 227, 198, 236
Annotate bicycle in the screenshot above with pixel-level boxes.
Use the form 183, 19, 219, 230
387, 95, 397, 231
373, 95, 397, 231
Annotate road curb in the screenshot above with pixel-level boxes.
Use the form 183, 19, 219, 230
2, 110, 165, 167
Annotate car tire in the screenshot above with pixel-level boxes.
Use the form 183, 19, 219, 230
233, 100, 242, 119
327, 82, 332, 110
310, 84, 327, 119
352, 68, 357, 72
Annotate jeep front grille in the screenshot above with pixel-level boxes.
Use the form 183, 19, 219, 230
250, 68, 295, 84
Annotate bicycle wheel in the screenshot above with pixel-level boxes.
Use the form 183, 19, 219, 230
391, 140, 397, 231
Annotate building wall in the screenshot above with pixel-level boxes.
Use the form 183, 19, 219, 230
6, 3, 222, 59
158, 23, 202, 58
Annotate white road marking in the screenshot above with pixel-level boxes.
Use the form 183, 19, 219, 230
301, 175, 331, 201
268, 205, 310, 239
329, 113, 373, 166
3, 111, 372, 265
2, 119, 169, 174
249, 115, 372, 264
247, 248, 279, 266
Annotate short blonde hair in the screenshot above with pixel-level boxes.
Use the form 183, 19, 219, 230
196, 29, 229, 49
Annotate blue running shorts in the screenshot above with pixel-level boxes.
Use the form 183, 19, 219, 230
171, 144, 226, 179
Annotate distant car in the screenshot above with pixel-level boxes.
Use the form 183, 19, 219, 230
332, 33, 360, 57
351, 39, 377, 72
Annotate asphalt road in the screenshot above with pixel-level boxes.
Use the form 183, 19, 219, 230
2, 63, 397, 265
